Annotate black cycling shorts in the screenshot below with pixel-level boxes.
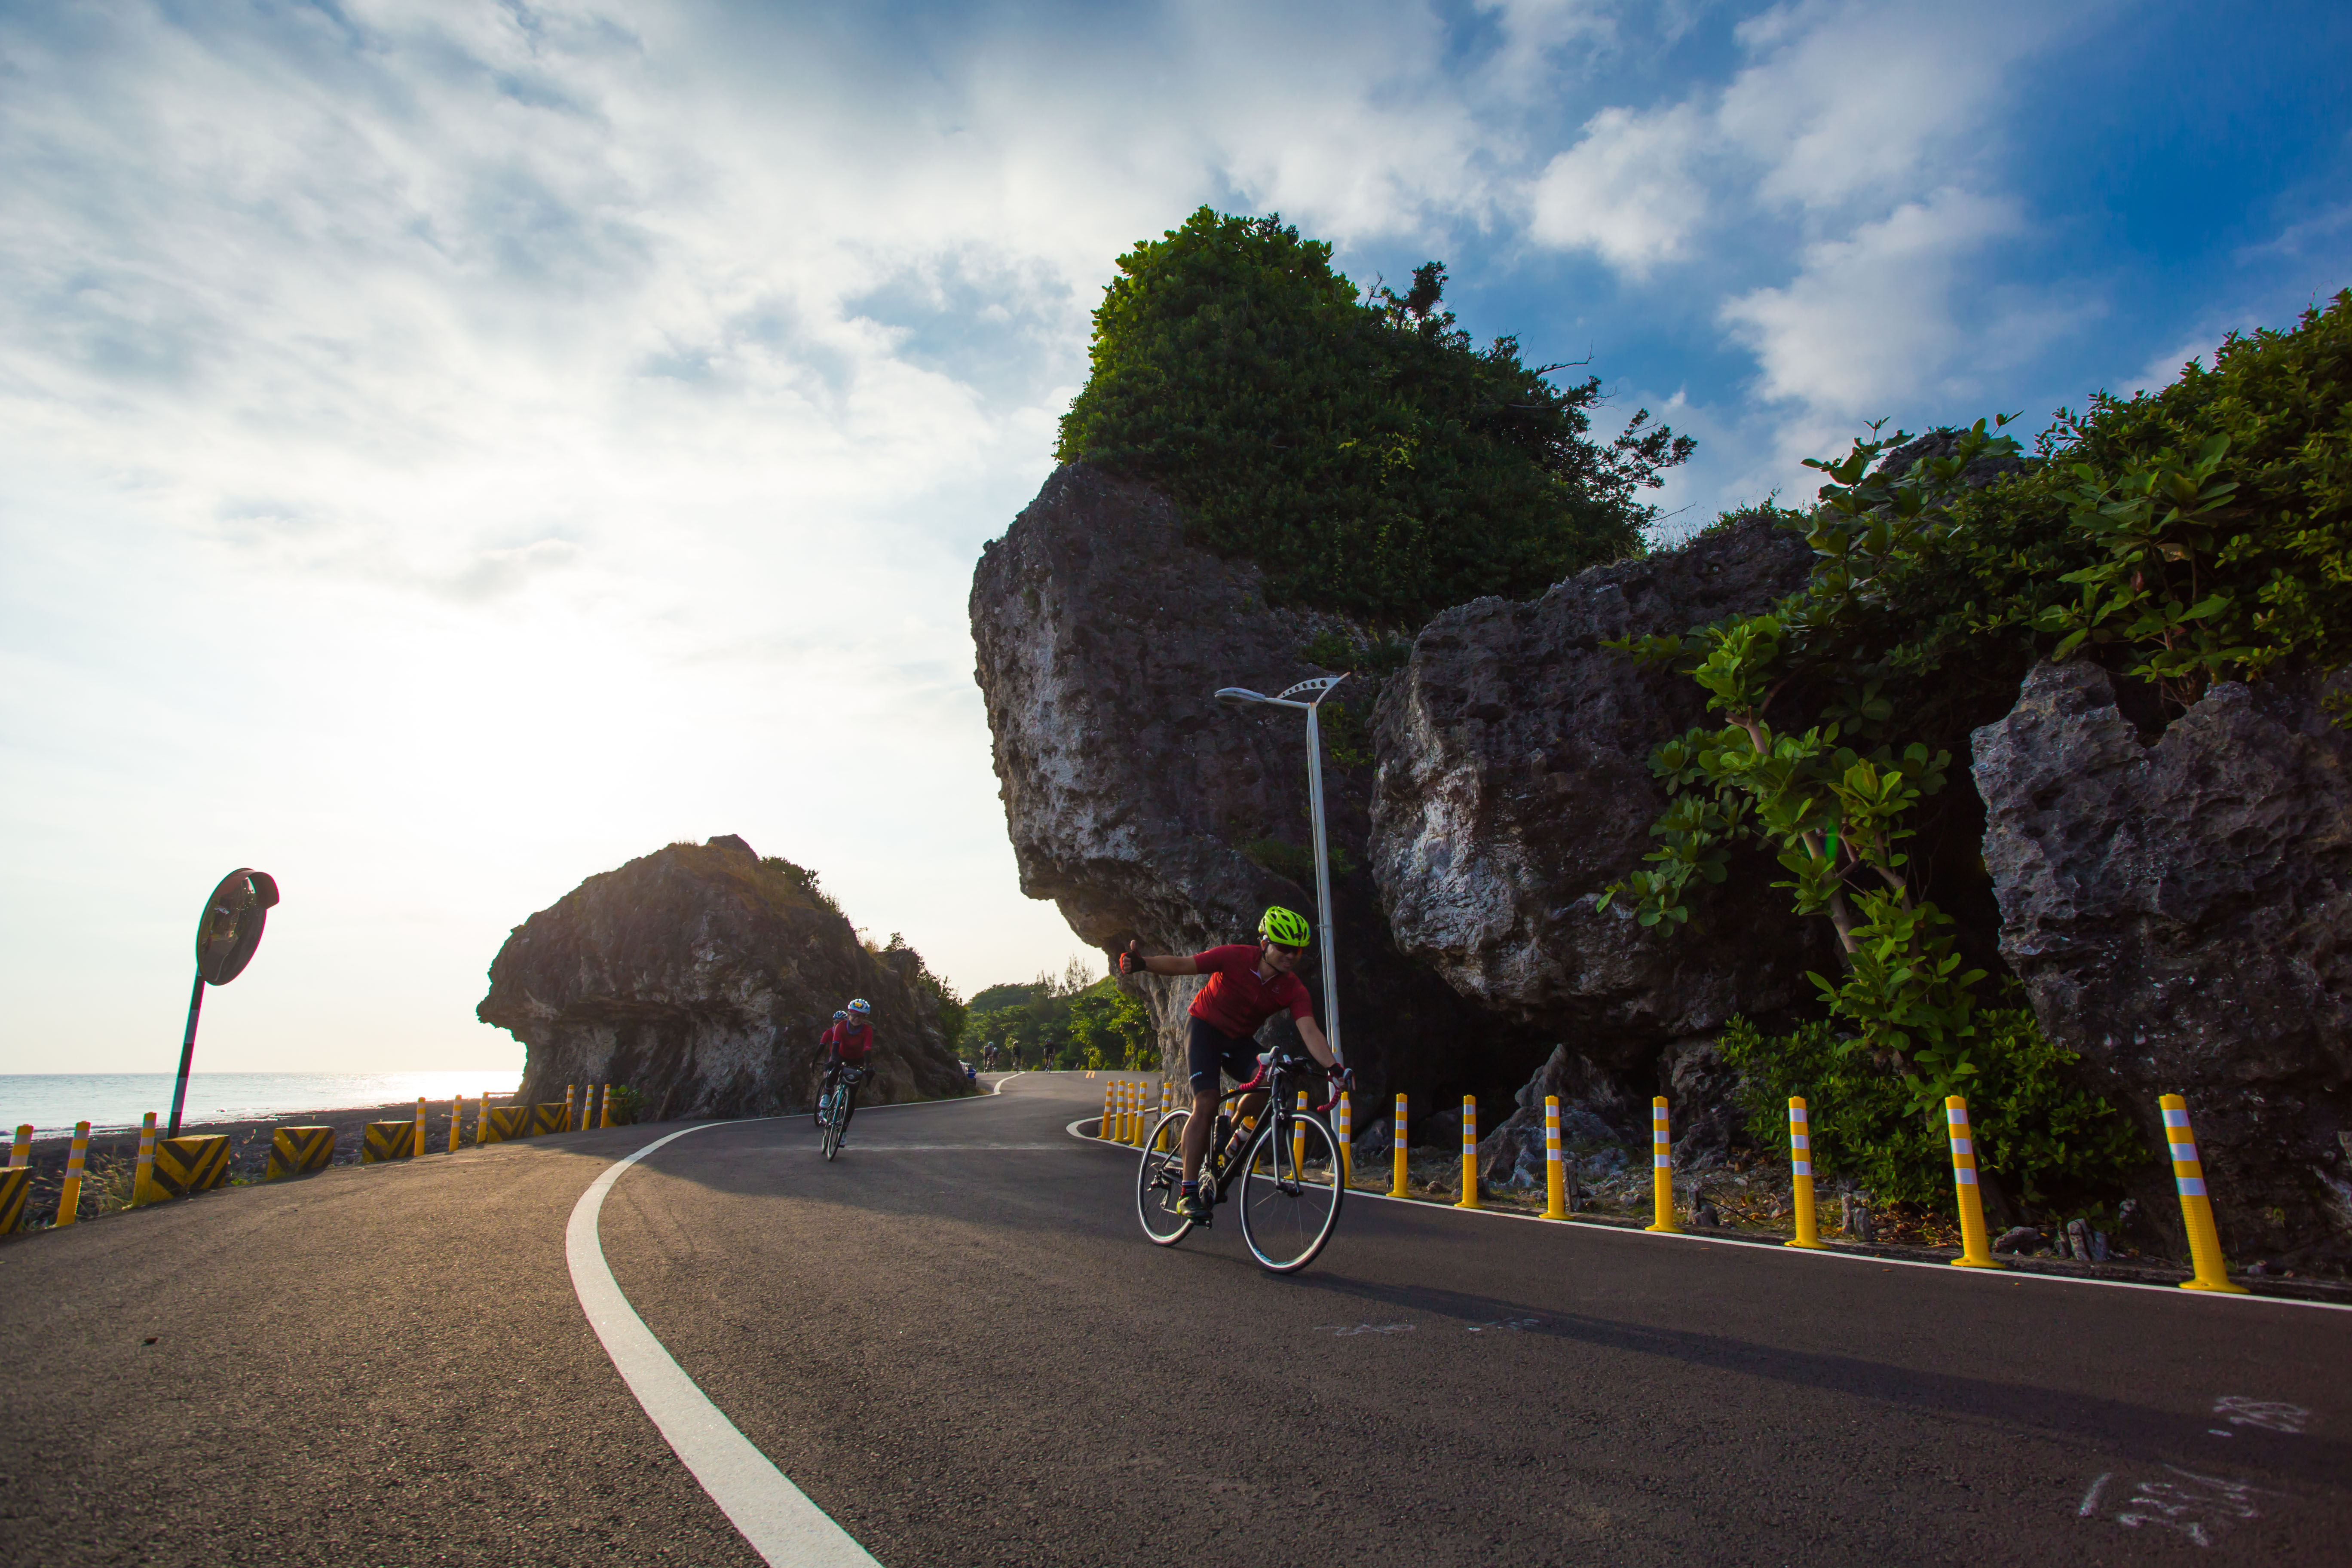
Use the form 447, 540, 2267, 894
1187, 1015, 1263, 1094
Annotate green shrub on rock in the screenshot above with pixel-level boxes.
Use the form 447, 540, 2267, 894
1720, 1009, 2144, 1216
1056, 207, 1692, 626
1606, 290, 2352, 1106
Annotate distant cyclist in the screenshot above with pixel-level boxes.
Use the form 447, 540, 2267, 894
1120, 906, 1348, 1224
818, 999, 876, 1146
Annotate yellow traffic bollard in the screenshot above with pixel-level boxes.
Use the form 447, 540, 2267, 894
1455, 1095, 1480, 1210
1786, 1097, 1822, 1249
1335, 1091, 1351, 1185
57, 1121, 90, 1226
450, 1096, 463, 1154
413, 1096, 427, 1159
2163, 1095, 2247, 1293
1127, 1082, 1141, 1145
1101, 1083, 1115, 1139
1292, 1092, 1308, 1171
566, 1084, 579, 1132
1945, 1097, 2001, 1268
1543, 1096, 1568, 1219
601, 1083, 615, 1130
1646, 1097, 1680, 1233
8, 1124, 28, 1167
133, 1112, 158, 1206
1390, 1094, 1409, 1198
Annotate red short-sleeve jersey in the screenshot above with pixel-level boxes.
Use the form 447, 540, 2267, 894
1185, 945, 1313, 1038
830, 1021, 873, 1062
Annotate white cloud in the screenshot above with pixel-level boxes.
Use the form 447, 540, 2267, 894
1528, 102, 1712, 275
1717, 188, 2024, 414
0, 0, 1650, 1070
1718, 0, 2051, 210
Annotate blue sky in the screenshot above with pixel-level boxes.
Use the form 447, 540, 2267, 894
2, 0, 2343, 1074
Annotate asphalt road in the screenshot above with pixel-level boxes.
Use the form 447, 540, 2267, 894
4, 1072, 2346, 1566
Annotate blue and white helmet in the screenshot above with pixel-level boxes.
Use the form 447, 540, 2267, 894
833, 1010, 847, 1020
847, 998, 872, 1015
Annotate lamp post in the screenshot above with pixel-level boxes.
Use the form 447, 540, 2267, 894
1215, 675, 1348, 1068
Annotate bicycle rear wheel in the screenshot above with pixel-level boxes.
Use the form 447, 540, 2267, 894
1236, 1109, 1343, 1272
1135, 1109, 1193, 1246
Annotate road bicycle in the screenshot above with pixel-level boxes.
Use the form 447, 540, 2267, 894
1136, 1053, 1344, 1272
818, 1065, 867, 1161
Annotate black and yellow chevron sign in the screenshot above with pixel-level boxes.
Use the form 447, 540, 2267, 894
137, 1135, 230, 1202
360, 1121, 417, 1164
531, 1102, 569, 1135
477, 1106, 530, 1145
265, 1126, 335, 1180
0, 1167, 28, 1233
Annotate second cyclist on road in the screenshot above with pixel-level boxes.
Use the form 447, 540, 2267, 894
819, 999, 876, 1147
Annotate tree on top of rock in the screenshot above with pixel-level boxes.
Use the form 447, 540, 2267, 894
1055, 207, 1693, 627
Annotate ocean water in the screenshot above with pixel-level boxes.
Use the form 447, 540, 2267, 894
0, 1072, 524, 1139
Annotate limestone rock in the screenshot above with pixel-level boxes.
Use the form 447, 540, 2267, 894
478, 837, 971, 1119
1973, 661, 2352, 1259
1369, 513, 1834, 1061
970, 462, 1551, 1110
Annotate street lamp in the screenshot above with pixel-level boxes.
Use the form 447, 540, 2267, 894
1215, 675, 1348, 1069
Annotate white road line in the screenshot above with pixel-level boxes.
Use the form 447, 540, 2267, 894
567, 1122, 881, 1568
828, 1144, 1060, 1151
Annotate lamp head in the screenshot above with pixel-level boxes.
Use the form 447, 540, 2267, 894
1216, 687, 1268, 708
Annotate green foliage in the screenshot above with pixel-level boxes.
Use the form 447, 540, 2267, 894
1302, 627, 1413, 677
964, 964, 1156, 1070
883, 932, 968, 1048
967, 981, 1045, 1014
757, 855, 845, 922
1721, 1010, 2145, 1213
1239, 835, 1355, 884
1317, 701, 1374, 769
1699, 497, 1806, 539
608, 1085, 643, 1126
1605, 293, 2352, 1108
1057, 208, 1692, 625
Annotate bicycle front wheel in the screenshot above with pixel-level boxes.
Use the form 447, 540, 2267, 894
821, 1096, 843, 1161
1136, 1109, 1193, 1246
1236, 1109, 1343, 1273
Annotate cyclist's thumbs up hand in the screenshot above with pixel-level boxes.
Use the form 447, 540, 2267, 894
1119, 942, 1149, 978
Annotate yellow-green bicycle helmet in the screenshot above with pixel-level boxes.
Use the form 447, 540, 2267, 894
1258, 906, 1311, 947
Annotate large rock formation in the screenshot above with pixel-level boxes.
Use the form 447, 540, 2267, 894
1974, 662, 2352, 1264
478, 836, 972, 1118
1368, 514, 1833, 1061
970, 463, 1555, 1120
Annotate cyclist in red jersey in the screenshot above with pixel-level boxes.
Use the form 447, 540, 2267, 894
1120, 906, 1348, 1223
818, 998, 876, 1145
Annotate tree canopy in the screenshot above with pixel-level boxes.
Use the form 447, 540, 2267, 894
1056, 208, 1692, 626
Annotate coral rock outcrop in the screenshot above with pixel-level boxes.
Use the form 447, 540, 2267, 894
478, 837, 971, 1118
970, 463, 1551, 1114
1974, 661, 2352, 1262
1368, 514, 1833, 1060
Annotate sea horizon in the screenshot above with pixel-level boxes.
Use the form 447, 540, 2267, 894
1, 1071, 526, 1139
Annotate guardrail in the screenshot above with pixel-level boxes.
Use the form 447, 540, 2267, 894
1083, 1078, 2283, 1296
4, 1082, 635, 1234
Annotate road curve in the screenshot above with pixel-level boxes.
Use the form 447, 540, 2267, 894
4, 1072, 2346, 1566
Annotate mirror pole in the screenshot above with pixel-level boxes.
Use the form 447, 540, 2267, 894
168, 974, 204, 1138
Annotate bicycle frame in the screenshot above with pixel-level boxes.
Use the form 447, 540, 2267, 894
1196, 1056, 1333, 1200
